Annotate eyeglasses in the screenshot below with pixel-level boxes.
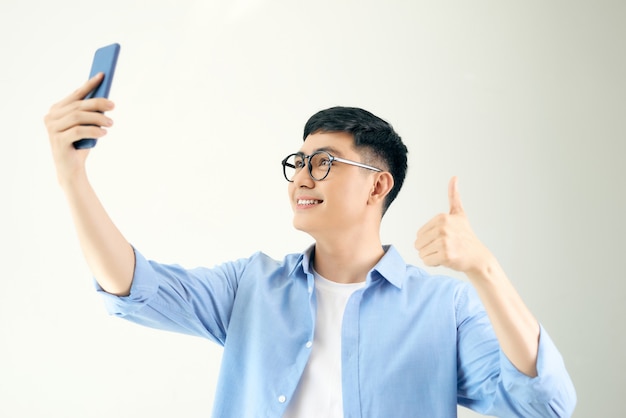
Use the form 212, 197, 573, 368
281, 150, 382, 182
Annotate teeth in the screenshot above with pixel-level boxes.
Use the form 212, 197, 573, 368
298, 199, 321, 205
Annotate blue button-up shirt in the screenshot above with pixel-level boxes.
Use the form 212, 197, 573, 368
97, 245, 576, 417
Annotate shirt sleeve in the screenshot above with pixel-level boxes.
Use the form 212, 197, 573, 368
95, 246, 250, 346
456, 284, 577, 417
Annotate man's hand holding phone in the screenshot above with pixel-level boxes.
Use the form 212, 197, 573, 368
44, 73, 115, 187
44, 43, 120, 186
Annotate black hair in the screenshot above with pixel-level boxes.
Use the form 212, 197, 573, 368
303, 106, 408, 215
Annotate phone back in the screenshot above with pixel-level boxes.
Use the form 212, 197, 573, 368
74, 43, 121, 149
85, 43, 120, 99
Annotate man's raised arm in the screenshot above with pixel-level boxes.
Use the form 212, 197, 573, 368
414, 176, 540, 376
44, 73, 134, 296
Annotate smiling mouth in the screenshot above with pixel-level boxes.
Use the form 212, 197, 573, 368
297, 199, 323, 206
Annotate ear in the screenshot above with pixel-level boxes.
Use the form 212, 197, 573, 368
367, 172, 394, 207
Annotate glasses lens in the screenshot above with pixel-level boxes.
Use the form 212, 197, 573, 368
309, 152, 332, 180
282, 154, 304, 182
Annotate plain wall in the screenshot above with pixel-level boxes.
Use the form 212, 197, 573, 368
1, 0, 624, 417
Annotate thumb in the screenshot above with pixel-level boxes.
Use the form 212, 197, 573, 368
448, 176, 464, 215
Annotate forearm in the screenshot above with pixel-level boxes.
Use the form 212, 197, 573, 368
467, 257, 540, 377
62, 171, 134, 296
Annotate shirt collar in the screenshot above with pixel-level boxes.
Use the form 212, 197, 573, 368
370, 245, 407, 289
291, 244, 407, 289
288, 244, 315, 278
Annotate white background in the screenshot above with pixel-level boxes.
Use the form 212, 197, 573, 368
1, 1, 624, 417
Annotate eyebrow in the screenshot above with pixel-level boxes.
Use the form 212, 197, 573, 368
297, 146, 344, 157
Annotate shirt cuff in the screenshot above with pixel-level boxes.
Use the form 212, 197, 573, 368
500, 324, 576, 405
94, 246, 159, 317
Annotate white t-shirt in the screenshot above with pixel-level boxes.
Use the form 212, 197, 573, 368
283, 270, 366, 418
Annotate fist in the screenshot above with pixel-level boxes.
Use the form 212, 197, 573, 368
414, 177, 492, 275
44, 73, 115, 185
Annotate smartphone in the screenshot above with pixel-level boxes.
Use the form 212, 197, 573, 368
73, 43, 121, 149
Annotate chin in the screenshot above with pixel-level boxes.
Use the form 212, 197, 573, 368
292, 217, 307, 233
292, 217, 317, 236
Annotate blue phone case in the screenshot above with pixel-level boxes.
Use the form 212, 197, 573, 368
73, 43, 121, 149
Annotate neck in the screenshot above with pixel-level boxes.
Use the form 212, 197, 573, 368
311, 229, 385, 284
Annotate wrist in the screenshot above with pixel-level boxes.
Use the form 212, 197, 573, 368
466, 251, 502, 284
58, 167, 89, 194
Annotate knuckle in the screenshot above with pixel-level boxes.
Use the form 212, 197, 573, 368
68, 111, 80, 125
435, 214, 449, 228
44, 103, 61, 123
440, 240, 450, 255
71, 100, 85, 112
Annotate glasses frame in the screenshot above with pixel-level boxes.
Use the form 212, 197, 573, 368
281, 150, 382, 182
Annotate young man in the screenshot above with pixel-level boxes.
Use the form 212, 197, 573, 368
45, 73, 576, 417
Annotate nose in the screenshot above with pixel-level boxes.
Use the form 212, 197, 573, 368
291, 164, 315, 188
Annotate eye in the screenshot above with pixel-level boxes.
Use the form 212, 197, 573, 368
312, 153, 331, 167
294, 157, 305, 169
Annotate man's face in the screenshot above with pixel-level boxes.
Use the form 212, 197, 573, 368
288, 131, 379, 238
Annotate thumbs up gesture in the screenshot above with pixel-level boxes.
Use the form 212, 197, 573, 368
414, 177, 493, 275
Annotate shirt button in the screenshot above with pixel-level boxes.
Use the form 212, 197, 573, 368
308, 286, 313, 294
278, 395, 286, 403
305, 341, 312, 348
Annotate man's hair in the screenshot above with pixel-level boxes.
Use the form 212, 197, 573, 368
303, 106, 408, 215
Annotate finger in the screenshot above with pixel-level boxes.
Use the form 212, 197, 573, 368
76, 97, 115, 113
448, 176, 464, 215
46, 98, 114, 131
56, 72, 105, 107
416, 239, 444, 267
414, 223, 439, 251
416, 212, 454, 246
416, 213, 444, 238
54, 125, 108, 147
416, 222, 435, 244
51, 110, 113, 135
